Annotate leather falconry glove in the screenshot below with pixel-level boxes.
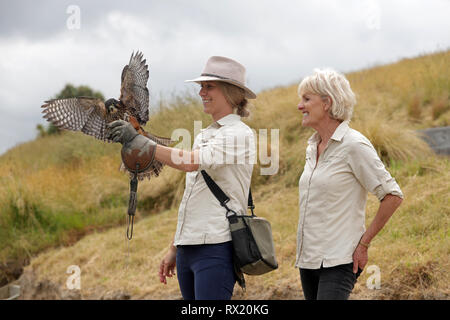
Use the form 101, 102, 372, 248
106, 120, 157, 240
106, 120, 157, 172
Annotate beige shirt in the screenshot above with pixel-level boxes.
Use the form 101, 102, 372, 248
174, 114, 255, 246
296, 121, 403, 269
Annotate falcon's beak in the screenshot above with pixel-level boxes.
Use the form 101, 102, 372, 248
108, 104, 118, 114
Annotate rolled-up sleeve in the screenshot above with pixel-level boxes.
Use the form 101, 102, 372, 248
347, 141, 403, 201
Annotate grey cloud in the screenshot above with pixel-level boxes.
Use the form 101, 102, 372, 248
0, 0, 69, 39
0, 0, 449, 156
0, 0, 143, 39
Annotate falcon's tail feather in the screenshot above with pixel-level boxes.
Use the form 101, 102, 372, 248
119, 160, 164, 181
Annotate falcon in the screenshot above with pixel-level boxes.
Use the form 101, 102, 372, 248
41, 51, 172, 180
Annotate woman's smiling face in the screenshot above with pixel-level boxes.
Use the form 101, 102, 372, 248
297, 93, 329, 128
198, 81, 229, 117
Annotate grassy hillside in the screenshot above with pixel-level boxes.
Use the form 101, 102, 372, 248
1, 50, 449, 299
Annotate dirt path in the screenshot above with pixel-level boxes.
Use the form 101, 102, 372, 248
14, 268, 390, 300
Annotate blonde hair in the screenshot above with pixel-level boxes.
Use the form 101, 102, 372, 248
216, 82, 250, 117
298, 68, 356, 121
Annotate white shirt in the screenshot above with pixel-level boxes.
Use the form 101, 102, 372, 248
174, 114, 256, 246
296, 121, 403, 269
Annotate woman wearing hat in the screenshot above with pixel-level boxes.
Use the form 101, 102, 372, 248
107, 56, 256, 300
295, 68, 403, 300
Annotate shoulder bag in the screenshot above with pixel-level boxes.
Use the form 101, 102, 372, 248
201, 170, 278, 288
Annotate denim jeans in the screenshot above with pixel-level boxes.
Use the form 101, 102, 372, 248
176, 241, 236, 300
299, 262, 362, 300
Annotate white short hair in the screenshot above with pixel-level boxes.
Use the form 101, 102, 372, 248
298, 68, 356, 121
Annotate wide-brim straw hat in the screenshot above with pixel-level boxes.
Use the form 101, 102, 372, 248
185, 56, 256, 99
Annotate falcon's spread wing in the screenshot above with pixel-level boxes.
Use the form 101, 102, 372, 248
41, 97, 111, 141
120, 51, 150, 126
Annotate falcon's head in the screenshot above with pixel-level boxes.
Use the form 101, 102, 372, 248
105, 98, 120, 114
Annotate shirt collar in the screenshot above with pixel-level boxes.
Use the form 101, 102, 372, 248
330, 120, 350, 142
201, 113, 241, 131
307, 132, 321, 146
216, 113, 241, 126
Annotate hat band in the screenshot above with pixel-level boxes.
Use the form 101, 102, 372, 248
201, 73, 244, 85
201, 73, 231, 79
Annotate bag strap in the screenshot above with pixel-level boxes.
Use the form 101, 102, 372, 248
200, 170, 254, 216
248, 188, 255, 216
200, 170, 230, 207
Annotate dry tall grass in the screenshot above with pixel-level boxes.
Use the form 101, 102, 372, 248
1, 50, 449, 299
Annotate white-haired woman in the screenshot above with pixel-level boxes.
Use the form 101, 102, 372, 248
295, 69, 403, 300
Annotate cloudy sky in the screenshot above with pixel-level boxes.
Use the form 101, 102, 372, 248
0, 0, 449, 155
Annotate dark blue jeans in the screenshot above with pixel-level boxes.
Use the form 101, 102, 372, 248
176, 241, 236, 300
299, 263, 362, 300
